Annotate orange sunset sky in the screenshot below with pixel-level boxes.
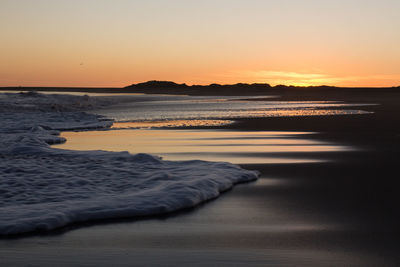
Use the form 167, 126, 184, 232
1, 0, 399, 87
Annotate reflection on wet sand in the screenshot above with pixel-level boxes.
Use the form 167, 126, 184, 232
112, 120, 234, 129
54, 128, 351, 164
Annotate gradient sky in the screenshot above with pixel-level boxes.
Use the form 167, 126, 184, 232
1, 0, 399, 87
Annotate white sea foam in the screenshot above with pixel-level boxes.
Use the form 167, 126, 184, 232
0, 91, 114, 112
0, 92, 259, 235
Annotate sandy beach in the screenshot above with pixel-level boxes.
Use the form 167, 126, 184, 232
0, 88, 398, 266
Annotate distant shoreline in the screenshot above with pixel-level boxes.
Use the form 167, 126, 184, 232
0, 80, 399, 97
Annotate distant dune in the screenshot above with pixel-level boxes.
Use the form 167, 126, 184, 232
1, 80, 399, 98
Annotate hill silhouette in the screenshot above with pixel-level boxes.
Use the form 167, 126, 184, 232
123, 80, 399, 97
125, 80, 274, 95
1, 81, 399, 99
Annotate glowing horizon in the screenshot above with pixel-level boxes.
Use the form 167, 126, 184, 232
1, 0, 399, 88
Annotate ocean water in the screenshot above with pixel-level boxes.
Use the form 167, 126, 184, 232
2, 92, 393, 266
0, 92, 259, 235
55, 129, 350, 164
56, 94, 366, 165
90, 94, 373, 122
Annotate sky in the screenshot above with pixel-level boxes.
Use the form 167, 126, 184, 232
1, 0, 399, 87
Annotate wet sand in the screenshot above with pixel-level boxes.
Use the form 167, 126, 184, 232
1, 88, 399, 266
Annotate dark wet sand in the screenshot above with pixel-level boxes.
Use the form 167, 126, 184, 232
1, 88, 399, 266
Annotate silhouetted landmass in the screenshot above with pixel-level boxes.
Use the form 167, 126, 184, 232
125, 80, 400, 96
1, 80, 399, 100
124, 80, 274, 95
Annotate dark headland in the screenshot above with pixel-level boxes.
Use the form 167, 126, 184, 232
1, 80, 400, 99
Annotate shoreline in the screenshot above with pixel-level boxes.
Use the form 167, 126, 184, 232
0, 92, 260, 236
1, 89, 399, 265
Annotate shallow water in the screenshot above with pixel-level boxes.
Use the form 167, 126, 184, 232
90, 94, 373, 122
2, 92, 393, 266
54, 129, 351, 164
0, 163, 387, 267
